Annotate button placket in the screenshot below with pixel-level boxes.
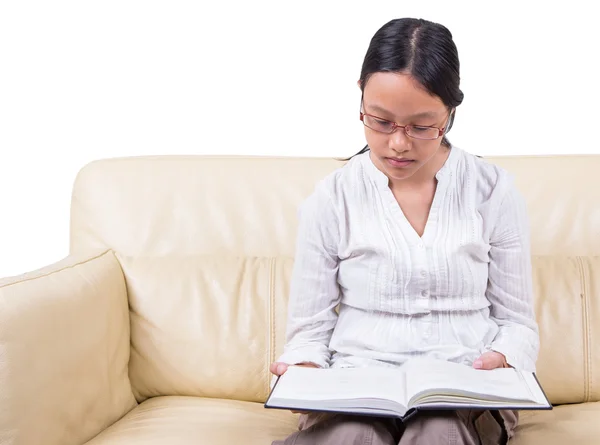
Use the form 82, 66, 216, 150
411, 242, 430, 320
422, 313, 433, 339
414, 243, 430, 303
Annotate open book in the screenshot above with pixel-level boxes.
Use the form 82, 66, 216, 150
265, 357, 551, 420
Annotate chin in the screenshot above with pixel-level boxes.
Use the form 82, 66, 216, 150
384, 168, 419, 181
377, 159, 419, 180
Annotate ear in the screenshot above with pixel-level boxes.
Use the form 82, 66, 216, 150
357, 79, 362, 89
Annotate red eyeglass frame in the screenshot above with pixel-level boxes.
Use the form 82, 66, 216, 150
359, 111, 448, 139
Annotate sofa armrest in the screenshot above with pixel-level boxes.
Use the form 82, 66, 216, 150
0, 250, 137, 445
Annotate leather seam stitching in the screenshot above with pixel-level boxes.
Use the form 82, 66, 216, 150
0, 249, 112, 290
268, 257, 276, 389
583, 257, 592, 402
589, 260, 595, 401
577, 256, 591, 402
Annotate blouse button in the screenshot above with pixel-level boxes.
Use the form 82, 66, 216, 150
421, 289, 429, 297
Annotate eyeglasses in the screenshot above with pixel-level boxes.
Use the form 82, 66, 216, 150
359, 112, 449, 140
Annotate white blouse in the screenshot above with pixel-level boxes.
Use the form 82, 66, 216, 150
277, 146, 539, 372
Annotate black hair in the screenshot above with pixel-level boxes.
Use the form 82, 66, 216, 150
347, 18, 464, 159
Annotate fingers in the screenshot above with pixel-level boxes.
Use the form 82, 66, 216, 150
473, 351, 506, 370
269, 362, 289, 376
472, 358, 488, 369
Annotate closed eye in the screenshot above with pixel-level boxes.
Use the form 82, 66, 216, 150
412, 125, 438, 131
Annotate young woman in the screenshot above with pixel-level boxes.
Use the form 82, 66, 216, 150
270, 17, 539, 445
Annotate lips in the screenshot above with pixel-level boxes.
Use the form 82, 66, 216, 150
386, 157, 414, 167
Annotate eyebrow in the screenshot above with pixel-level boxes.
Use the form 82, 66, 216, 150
367, 104, 438, 119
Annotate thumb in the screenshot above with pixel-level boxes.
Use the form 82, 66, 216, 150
269, 362, 289, 376
473, 353, 501, 370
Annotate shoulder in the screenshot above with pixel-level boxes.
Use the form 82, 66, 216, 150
297, 152, 368, 230
452, 147, 528, 234
303, 152, 367, 205
453, 146, 517, 201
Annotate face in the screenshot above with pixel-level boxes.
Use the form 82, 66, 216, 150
361, 72, 452, 183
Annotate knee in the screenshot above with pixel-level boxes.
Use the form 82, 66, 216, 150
329, 416, 376, 437
421, 412, 458, 437
400, 411, 468, 445
327, 415, 396, 444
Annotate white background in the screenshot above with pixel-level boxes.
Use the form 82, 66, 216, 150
1, 1, 598, 276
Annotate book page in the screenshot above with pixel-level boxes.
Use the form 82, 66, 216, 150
269, 366, 406, 407
402, 357, 538, 407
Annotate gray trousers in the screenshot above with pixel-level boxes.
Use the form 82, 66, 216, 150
273, 409, 518, 445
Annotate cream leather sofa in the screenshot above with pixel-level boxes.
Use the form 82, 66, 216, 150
1, 154, 598, 445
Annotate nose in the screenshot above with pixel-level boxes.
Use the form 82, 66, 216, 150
389, 127, 412, 153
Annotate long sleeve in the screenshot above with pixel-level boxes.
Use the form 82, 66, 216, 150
276, 185, 341, 369
486, 182, 540, 372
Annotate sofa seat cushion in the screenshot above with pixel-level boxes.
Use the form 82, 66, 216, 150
84, 396, 298, 445
513, 402, 600, 444
84, 397, 599, 445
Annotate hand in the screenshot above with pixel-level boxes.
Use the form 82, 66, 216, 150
269, 361, 319, 377
473, 351, 511, 370
269, 361, 320, 414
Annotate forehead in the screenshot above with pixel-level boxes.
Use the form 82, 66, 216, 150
362, 72, 446, 117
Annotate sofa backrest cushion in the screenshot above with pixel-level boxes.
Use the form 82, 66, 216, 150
119, 254, 293, 403
531, 256, 600, 404
69, 154, 600, 404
